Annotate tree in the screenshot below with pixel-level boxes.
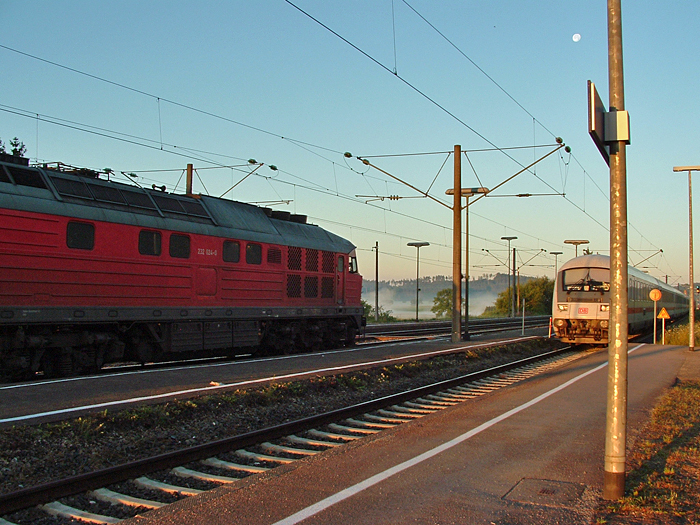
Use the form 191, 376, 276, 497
430, 288, 463, 319
361, 299, 398, 323
0, 137, 26, 157
493, 277, 554, 316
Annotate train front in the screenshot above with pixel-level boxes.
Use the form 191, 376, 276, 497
551, 255, 610, 344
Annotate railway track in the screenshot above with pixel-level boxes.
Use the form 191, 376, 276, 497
363, 315, 550, 339
0, 345, 580, 524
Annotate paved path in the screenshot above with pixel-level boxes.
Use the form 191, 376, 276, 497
128, 344, 699, 525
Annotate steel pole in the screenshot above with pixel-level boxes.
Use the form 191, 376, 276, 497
452, 146, 462, 343
512, 248, 517, 317
375, 241, 379, 322
603, 0, 629, 500
415, 247, 420, 322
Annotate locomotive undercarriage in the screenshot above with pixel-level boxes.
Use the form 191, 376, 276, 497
553, 318, 608, 343
0, 315, 361, 379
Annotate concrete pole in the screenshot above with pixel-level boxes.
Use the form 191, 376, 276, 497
603, 0, 629, 501
186, 163, 194, 195
689, 172, 695, 351
452, 146, 462, 343
464, 196, 470, 340
512, 247, 517, 318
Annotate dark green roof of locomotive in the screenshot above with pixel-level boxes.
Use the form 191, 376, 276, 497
0, 160, 355, 253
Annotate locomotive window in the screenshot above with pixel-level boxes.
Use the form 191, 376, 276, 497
122, 190, 157, 210
52, 176, 93, 199
66, 221, 95, 250
7, 166, 48, 189
169, 234, 190, 259
246, 243, 262, 265
139, 230, 162, 256
88, 183, 126, 204
223, 240, 240, 263
349, 256, 359, 274
562, 267, 609, 292
152, 194, 186, 214
337, 256, 345, 273
0, 166, 10, 184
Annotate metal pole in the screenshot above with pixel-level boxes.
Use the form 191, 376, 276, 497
512, 247, 517, 318
375, 241, 379, 322
653, 300, 657, 345
415, 247, 420, 322
603, 0, 629, 500
186, 163, 194, 195
690, 172, 695, 352
464, 196, 470, 340
452, 146, 462, 343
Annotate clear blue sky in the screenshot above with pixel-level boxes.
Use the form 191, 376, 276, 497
2, 1, 698, 285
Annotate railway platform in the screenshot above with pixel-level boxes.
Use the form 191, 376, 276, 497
126, 344, 699, 525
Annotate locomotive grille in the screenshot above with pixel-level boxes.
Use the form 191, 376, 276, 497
305, 249, 319, 272
304, 276, 319, 298
321, 276, 334, 298
267, 247, 282, 264
322, 251, 335, 273
288, 246, 302, 271
287, 274, 302, 298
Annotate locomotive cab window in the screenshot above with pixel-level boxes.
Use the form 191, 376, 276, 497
169, 234, 190, 259
246, 243, 262, 265
562, 267, 609, 292
337, 255, 345, 273
223, 240, 240, 263
349, 256, 359, 274
66, 221, 95, 250
139, 230, 162, 256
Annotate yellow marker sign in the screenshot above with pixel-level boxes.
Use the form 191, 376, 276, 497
658, 307, 670, 320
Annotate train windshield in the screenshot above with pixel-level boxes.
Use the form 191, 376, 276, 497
562, 267, 610, 292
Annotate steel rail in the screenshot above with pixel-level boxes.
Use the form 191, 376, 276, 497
0, 345, 570, 516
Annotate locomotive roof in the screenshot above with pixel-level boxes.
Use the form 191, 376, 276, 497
0, 159, 355, 253
558, 254, 684, 297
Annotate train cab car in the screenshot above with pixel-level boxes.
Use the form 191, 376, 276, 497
552, 254, 688, 345
0, 155, 364, 377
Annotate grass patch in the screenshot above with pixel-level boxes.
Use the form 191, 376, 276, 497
596, 380, 700, 523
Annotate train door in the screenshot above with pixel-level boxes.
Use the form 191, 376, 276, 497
337, 255, 345, 304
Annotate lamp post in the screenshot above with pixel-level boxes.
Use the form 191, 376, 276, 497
501, 236, 517, 317
407, 242, 429, 322
673, 165, 700, 352
447, 187, 489, 340
551, 251, 563, 279
564, 239, 590, 257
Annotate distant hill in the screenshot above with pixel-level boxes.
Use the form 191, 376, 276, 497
362, 274, 535, 319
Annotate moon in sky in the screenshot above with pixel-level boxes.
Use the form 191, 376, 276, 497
573, 33, 581, 42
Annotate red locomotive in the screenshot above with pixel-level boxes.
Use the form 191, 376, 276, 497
0, 154, 364, 378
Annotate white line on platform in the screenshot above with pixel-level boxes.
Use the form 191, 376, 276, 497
271, 344, 644, 525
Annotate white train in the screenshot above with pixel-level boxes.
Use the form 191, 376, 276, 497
551, 254, 689, 344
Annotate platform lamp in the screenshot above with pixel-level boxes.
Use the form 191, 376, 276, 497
407, 242, 430, 322
501, 236, 517, 317
564, 239, 589, 257
550, 251, 563, 279
673, 165, 700, 352
446, 187, 489, 339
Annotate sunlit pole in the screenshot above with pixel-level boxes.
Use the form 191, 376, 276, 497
452, 146, 462, 342
501, 236, 517, 317
604, 0, 629, 500
447, 187, 489, 340
673, 165, 700, 352
408, 242, 429, 322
